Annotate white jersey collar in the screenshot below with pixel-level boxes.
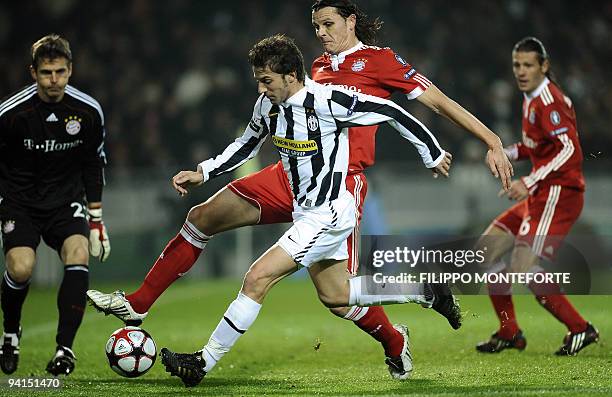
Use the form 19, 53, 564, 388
329, 41, 363, 71
524, 77, 550, 101
282, 77, 312, 107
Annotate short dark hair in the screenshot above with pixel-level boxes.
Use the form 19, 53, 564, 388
311, 0, 383, 45
248, 34, 306, 82
31, 34, 72, 69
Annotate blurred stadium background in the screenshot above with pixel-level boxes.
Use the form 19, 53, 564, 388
1, 0, 610, 285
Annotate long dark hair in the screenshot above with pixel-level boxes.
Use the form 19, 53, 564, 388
311, 0, 383, 45
513, 36, 559, 86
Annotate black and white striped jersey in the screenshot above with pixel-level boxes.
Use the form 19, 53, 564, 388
198, 78, 444, 208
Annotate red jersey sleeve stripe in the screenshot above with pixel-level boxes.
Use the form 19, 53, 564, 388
523, 134, 574, 189
541, 85, 554, 106
413, 74, 432, 88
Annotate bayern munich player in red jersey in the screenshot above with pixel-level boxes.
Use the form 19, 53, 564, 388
476, 37, 599, 356
87, 0, 512, 380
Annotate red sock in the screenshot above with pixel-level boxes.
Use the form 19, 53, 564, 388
127, 231, 205, 313
349, 306, 404, 357
489, 295, 520, 339
528, 275, 587, 333
487, 273, 519, 339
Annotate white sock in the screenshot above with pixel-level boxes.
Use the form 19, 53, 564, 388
348, 276, 430, 306
343, 306, 369, 321
200, 292, 261, 373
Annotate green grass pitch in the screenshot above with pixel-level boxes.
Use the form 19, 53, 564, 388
5, 279, 611, 396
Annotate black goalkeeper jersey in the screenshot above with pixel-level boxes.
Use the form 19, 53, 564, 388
0, 84, 106, 210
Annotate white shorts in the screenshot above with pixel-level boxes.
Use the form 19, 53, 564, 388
278, 191, 357, 267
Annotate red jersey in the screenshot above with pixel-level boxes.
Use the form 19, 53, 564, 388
506, 78, 585, 192
311, 42, 431, 173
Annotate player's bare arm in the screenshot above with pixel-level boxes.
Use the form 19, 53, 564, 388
416, 84, 514, 190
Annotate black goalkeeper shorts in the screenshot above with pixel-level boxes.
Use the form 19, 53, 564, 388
0, 199, 89, 254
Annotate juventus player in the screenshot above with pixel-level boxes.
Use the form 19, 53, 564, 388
475, 37, 598, 356
88, 0, 510, 381
157, 33, 454, 387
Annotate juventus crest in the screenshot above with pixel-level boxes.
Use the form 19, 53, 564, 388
307, 114, 319, 131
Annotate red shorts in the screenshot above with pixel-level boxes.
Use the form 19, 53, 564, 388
228, 161, 367, 274
493, 185, 583, 260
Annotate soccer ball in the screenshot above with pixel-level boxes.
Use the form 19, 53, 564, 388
105, 326, 157, 378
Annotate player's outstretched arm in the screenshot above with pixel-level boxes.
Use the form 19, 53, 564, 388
171, 170, 204, 196
328, 89, 446, 170
416, 84, 514, 190
192, 95, 268, 192
179, 122, 265, 197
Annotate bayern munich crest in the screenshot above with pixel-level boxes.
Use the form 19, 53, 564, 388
351, 59, 366, 72
65, 115, 82, 135
528, 108, 536, 124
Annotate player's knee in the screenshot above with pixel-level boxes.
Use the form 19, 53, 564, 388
317, 291, 344, 308
474, 236, 490, 258
5, 253, 34, 282
509, 245, 539, 273
477, 238, 506, 266
65, 245, 89, 264
509, 260, 533, 274
186, 203, 207, 228
241, 267, 272, 301
187, 203, 218, 236
328, 306, 350, 318
7, 267, 32, 283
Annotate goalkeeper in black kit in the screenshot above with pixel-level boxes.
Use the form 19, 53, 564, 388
0, 34, 109, 376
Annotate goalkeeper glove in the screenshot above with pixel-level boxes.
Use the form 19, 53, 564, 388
88, 207, 111, 262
